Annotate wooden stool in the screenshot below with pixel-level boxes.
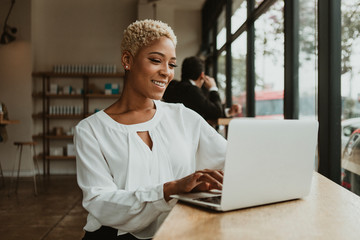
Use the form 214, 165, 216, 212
12, 141, 40, 195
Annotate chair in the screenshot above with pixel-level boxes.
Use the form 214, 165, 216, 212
12, 141, 40, 195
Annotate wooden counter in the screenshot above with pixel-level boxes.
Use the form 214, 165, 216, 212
154, 172, 360, 239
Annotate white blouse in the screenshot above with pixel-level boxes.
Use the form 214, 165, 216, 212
75, 100, 227, 239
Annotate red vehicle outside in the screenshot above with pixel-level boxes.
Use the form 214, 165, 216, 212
234, 90, 284, 119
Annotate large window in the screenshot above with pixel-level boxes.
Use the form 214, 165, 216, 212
201, 0, 344, 184
217, 51, 227, 103
231, 0, 247, 34
254, 1, 284, 119
299, 0, 318, 119
216, 7, 226, 50
341, 0, 360, 196
255, 0, 265, 8
341, 1, 360, 120
231, 33, 247, 115
231, 0, 247, 116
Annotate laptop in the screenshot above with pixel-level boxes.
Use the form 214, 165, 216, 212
170, 118, 319, 211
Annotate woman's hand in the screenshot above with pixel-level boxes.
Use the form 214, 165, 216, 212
163, 169, 223, 201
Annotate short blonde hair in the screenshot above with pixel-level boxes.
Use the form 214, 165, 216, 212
121, 19, 177, 56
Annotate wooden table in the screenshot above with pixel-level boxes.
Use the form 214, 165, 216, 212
217, 118, 233, 138
217, 117, 232, 126
154, 172, 360, 239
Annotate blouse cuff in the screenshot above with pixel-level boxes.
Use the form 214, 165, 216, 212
152, 184, 178, 212
134, 184, 177, 212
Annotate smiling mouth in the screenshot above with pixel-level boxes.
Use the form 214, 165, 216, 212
151, 80, 166, 88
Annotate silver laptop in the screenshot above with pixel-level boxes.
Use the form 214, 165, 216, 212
170, 119, 319, 211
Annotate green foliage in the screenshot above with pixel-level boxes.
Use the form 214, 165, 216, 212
341, 1, 360, 75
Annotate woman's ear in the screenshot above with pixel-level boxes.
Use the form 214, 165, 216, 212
122, 51, 133, 71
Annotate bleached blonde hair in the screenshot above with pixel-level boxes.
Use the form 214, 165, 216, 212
121, 19, 177, 56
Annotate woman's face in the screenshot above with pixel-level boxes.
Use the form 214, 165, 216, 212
125, 36, 177, 101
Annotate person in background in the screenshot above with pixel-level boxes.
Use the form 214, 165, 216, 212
75, 19, 227, 240
162, 56, 241, 122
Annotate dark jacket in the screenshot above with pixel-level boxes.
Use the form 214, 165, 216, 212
163, 80, 224, 121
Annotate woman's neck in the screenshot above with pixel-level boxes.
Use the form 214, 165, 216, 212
104, 87, 156, 125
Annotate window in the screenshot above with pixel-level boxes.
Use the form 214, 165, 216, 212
201, 0, 342, 183
341, 0, 360, 195
231, 0, 247, 34
216, 7, 226, 50
299, 0, 318, 119
341, 1, 360, 120
217, 51, 227, 103
254, 0, 284, 118
231, 32, 247, 115
255, 0, 265, 8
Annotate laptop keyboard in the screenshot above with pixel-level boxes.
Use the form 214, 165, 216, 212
195, 196, 222, 204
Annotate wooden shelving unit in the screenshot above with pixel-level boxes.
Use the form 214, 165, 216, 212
32, 71, 124, 175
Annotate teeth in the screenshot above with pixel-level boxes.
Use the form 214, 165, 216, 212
152, 80, 166, 87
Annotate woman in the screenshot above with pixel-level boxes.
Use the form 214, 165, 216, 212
75, 19, 227, 240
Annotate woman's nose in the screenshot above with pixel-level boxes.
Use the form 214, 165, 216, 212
159, 64, 172, 77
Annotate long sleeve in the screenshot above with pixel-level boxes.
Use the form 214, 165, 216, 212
195, 115, 227, 170
75, 125, 175, 234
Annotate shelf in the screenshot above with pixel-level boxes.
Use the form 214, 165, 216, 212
47, 114, 84, 119
46, 155, 76, 160
32, 113, 43, 119
47, 135, 74, 139
0, 119, 20, 125
32, 113, 84, 119
33, 134, 73, 140
32, 92, 43, 98
32, 70, 124, 175
46, 93, 83, 98
33, 92, 121, 98
86, 93, 121, 98
32, 72, 125, 78
32, 134, 43, 139
36, 153, 75, 160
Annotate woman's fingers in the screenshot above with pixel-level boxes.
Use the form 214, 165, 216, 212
175, 169, 224, 194
192, 182, 211, 192
191, 170, 223, 192
198, 172, 222, 190
198, 169, 223, 183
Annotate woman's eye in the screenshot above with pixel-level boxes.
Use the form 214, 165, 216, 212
149, 58, 161, 63
169, 63, 178, 68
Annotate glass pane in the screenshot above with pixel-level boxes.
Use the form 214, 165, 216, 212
299, 0, 317, 120
208, 28, 213, 45
254, 0, 284, 119
217, 6, 226, 50
231, 0, 247, 34
217, 51, 227, 104
231, 32, 247, 116
341, 0, 360, 196
255, 0, 264, 8
205, 28, 214, 58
